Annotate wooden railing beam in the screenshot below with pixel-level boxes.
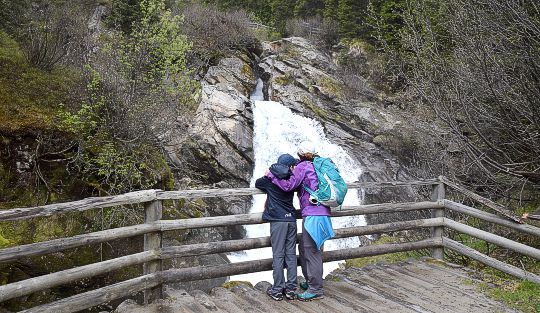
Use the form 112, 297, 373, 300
444, 200, 540, 237
431, 181, 445, 260
443, 238, 540, 284
20, 273, 162, 313
0, 223, 159, 263
143, 200, 163, 303
156, 179, 439, 200
0, 251, 159, 303
0, 190, 158, 221
439, 176, 521, 223
161, 238, 442, 284
444, 219, 540, 260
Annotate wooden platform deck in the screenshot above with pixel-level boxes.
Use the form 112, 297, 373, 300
114, 260, 516, 313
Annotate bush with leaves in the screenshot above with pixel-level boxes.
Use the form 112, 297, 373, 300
60, 0, 196, 196
180, 2, 257, 71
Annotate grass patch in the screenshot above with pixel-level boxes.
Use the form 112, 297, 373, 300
222, 281, 253, 289
0, 31, 79, 135
476, 273, 540, 313
345, 235, 426, 268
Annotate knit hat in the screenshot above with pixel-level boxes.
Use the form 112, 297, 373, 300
277, 154, 298, 167
297, 141, 317, 155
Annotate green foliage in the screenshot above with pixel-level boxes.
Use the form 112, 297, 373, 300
0, 0, 30, 34
366, 0, 405, 47
58, 0, 195, 195
294, 0, 325, 18
476, 273, 540, 313
336, 0, 369, 38
107, 0, 144, 34
0, 31, 78, 135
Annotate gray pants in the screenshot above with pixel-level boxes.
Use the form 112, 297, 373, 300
270, 221, 298, 293
299, 219, 324, 295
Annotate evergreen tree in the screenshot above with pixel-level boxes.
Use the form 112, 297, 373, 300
367, 0, 405, 46
336, 0, 369, 38
323, 0, 339, 20
294, 0, 325, 18
271, 0, 298, 35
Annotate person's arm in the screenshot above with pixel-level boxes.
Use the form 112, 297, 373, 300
255, 177, 269, 193
267, 164, 305, 192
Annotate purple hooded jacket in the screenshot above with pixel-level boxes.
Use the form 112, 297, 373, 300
267, 160, 331, 217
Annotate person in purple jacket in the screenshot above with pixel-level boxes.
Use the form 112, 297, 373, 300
266, 141, 333, 301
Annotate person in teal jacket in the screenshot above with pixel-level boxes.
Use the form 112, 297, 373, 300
266, 141, 335, 301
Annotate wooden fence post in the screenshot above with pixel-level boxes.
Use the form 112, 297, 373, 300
431, 179, 445, 260
144, 200, 163, 303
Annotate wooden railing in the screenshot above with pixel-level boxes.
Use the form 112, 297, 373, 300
0, 177, 539, 313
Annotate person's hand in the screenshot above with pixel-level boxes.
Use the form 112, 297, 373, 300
264, 169, 270, 176
522, 212, 530, 219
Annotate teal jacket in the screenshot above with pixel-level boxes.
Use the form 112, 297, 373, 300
304, 215, 335, 250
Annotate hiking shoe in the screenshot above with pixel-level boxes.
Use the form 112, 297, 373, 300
297, 291, 323, 301
266, 287, 284, 301
284, 289, 296, 300
299, 281, 309, 290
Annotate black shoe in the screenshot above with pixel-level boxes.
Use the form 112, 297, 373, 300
266, 287, 284, 301
284, 289, 296, 300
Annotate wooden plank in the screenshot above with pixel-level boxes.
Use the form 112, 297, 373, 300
332, 218, 443, 239
0, 251, 158, 302
346, 179, 439, 189
159, 212, 264, 231
156, 180, 439, 200
443, 238, 540, 284
431, 182, 446, 260
143, 200, 163, 303
0, 223, 158, 263
332, 201, 442, 217
160, 218, 444, 259
20, 273, 162, 313
444, 200, 540, 237
161, 239, 442, 283
438, 176, 521, 223
158, 201, 441, 231
444, 218, 540, 260
0, 190, 157, 221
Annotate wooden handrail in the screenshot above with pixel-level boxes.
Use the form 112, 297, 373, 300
438, 176, 521, 222
444, 200, 540, 237
0, 180, 439, 222
443, 238, 540, 284
444, 219, 540, 260
0, 190, 158, 221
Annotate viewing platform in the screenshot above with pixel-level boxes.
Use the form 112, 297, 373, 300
115, 259, 516, 313
0, 177, 538, 312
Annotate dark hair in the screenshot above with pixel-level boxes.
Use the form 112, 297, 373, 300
298, 153, 316, 161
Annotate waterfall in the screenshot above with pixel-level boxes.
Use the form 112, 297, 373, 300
227, 78, 366, 284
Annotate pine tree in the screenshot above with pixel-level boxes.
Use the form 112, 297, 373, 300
294, 0, 325, 18
336, 0, 369, 38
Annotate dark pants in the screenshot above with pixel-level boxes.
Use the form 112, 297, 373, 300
299, 219, 324, 295
270, 221, 298, 293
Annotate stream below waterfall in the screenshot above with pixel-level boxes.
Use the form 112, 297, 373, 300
227, 78, 366, 285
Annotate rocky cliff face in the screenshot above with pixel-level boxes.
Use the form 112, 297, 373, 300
174, 37, 423, 211
163, 36, 434, 292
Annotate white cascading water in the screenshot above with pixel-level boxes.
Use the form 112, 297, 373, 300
227, 79, 366, 284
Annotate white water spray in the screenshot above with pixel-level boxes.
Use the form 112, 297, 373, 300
228, 79, 366, 284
